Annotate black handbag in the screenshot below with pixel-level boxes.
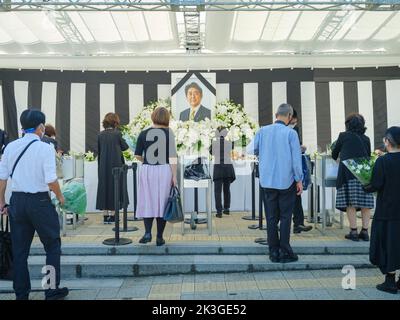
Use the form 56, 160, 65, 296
0, 214, 13, 280
183, 157, 211, 181
163, 187, 184, 223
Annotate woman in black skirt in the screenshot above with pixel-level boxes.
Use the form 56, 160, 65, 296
332, 113, 374, 241
364, 127, 400, 294
210, 127, 236, 218
96, 113, 129, 224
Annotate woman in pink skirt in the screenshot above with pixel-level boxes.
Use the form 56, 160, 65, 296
134, 107, 177, 246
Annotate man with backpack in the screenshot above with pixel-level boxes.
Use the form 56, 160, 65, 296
289, 110, 313, 234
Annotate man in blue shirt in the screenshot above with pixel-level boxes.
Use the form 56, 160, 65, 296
248, 103, 303, 263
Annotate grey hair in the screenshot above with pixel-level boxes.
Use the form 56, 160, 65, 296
385, 133, 399, 148
276, 103, 293, 118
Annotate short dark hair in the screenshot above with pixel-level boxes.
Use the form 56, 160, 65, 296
385, 126, 400, 148
20, 109, 46, 130
185, 82, 203, 97
151, 107, 170, 127
292, 109, 298, 119
102, 113, 120, 129
45, 124, 56, 137
345, 113, 366, 135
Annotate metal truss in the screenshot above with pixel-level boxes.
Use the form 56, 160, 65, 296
1, 0, 400, 12
183, 11, 202, 52
315, 11, 353, 41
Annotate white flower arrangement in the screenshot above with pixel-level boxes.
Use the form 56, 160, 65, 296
123, 99, 258, 156
214, 100, 258, 146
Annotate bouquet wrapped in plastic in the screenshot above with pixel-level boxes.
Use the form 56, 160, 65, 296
342, 156, 377, 186
57, 179, 87, 216
122, 132, 137, 151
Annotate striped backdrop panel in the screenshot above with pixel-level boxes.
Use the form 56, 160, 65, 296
1, 68, 400, 154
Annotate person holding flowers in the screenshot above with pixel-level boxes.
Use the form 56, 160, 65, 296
363, 127, 400, 294
332, 113, 374, 241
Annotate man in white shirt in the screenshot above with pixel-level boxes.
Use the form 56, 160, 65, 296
0, 109, 68, 300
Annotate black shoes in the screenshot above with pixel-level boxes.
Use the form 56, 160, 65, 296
345, 230, 360, 242
358, 229, 370, 242
376, 275, 398, 294
269, 252, 299, 263
223, 209, 230, 215
280, 253, 299, 263
103, 215, 115, 225
293, 225, 313, 234
45, 287, 69, 300
156, 238, 165, 246
139, 234, 152, 244
216, 213, 223, 218
269, 252, 280, 263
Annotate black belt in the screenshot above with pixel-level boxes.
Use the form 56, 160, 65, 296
12, 191, 50, 196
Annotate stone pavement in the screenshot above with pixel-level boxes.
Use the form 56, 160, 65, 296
1, 269, 399, 300
37, 211, 360, 245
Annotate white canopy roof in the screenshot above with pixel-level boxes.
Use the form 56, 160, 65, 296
0, 5, 400, 69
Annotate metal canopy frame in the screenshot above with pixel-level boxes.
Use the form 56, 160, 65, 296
1, 0, 400, 12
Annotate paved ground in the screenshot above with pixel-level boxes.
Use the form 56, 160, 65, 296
2, 212, 391, 300
1, 269, 399, 300
44, 211, 360, 245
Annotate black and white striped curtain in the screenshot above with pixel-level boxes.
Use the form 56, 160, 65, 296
1, 67, 400, 154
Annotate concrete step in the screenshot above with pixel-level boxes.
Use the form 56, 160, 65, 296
26, 254, 373, 279
30, 241, 369, 256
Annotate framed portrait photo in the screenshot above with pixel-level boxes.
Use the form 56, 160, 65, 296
171, 72, 216, 122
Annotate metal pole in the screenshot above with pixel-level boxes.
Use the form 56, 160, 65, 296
103, 167, 132, 246
243, 161, 259, 221
128, 162, 142, 222
114, 164, 138, 232
255, 182, 267, 244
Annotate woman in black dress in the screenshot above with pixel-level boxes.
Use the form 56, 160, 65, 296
332, 113, 374, 241
210, 127, 236, 218
96, 113, 129, 224
364, 127, 400, 294
42, 124, 62, 154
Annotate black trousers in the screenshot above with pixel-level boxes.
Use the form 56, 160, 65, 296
262, 183, 297, 256
8, 192, 61, 299
293, 195, 305, 227
214, 178, 231, 213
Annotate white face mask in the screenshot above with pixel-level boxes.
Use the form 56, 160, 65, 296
288, 124, 296, 129
39, 124, 45, 139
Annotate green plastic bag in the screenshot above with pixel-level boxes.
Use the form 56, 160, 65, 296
60, 179, 87, 216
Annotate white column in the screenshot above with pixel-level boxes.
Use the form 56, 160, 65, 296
357, 81, 375, 149
243, 83, 259, 123
41, 82, 57, 128
100, 84, 115, 129
386, 79, 400, 128
272, 82, 287, 122
329, 82, 345, 144
14, 81, 29, 136
70, 83, 86, 153
301, 82, 318, 154
129, 84, 144, 120
216, 83, 229, 103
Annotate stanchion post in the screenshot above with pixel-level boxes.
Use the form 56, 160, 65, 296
103, 167, 132, 246
115, 167, 120, 243
243, 161, 259, 221
115, 164, 138, 232
133, 163, 138, 215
